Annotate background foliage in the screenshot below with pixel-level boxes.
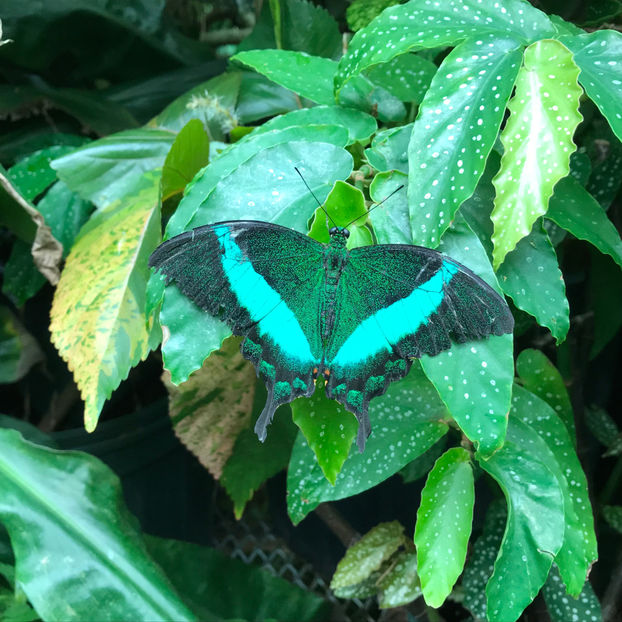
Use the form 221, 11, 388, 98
1, 1, 622, 621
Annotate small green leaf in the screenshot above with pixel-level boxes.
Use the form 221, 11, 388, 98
408, 35, 522, 248
0, 307, 43, 383
497, 222, 569, 343
415, 447, 474, 608
233, 50, 336, 105
584, 406, 622, 454
331, 522, 407, 593
563, 30, 622, 142
338, 73, 407, 122
378, 550, 421, 609
287, 365, 449, 524
291, 382, 358, 485
491, 39, 583, 268
546, 175, 622, 270
161, 119, 210, 201
543, 566, 602, 622
221, 399, 297, 519
0, 429, 195, 622
365, 124, 412, 174
421, 216, 513, 457
369, 170, 411, 244
602, 506, 622, 534
479, 417, 565, 622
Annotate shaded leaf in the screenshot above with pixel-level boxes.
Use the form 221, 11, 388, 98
368, 170, 411, 244
408, 35, 522, 248
346, 0, 400, 32
497, 222, 569, 343
378, 550, 421, 609
338, 73, 407, 122
415, 447, 474, 607
164, 337, 255, 480
399, 436, 447, 484
546, 175, 622, 270
491, 39, 583, 268
543, 565, 602, 622
584, 406, 622, 455
0, 429, 194, 621
236, 72, 299, 124
589, 252, 622, 358
0, 308, 43, 384
602, 506, 622, 534
50, 175, 161, 431
287, 365, 449, 524
365, 124, 412, 174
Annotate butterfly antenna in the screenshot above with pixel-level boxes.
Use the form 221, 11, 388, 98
344, 184, 405, 229
294, 167, 337, 228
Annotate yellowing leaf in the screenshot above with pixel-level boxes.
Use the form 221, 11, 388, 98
164, 337, 255, 480
491, 39, 583, 268
50, 175, 161, 431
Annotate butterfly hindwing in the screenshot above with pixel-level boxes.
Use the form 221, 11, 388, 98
149, 221, 325, 438
324, 244, 513, 449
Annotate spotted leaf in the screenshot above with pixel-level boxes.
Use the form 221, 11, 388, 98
543, 566, 602, 622
490, 39, 583, 268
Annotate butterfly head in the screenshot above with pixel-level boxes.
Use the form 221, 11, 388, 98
328, 226, 350, 246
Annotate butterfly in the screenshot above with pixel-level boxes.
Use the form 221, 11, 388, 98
150, 220, 513, 451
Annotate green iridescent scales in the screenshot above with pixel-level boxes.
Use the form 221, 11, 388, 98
149, 221, 513, 450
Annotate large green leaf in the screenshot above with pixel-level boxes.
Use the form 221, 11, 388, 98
479, 417, 565, 622
287, 365, 449, 524
421, 216, 513, 457
546, 175, 622, 269
490, 39, 583, 268
0, 429, 194, 622
497, 222, 569, 343
407, 35, 522, 248
543, 565, 602, 622
52, 128, 175, 209
335, 0, 553, 93
415, 447, 474, 608
50, 175, 161, 431
145, 536, 329, 622
563, 30, 622, 142
511, 385, 597, 596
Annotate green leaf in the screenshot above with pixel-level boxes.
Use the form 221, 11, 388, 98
233, 50, 336, 105
0, 429, 194, 621
563, 30, 622, 142
377, 550, 421, 609
415, 447, 474, 607
365, 124, 412, 174
339, 74, 407, 123
511, 385, 597, 596
587, 135, 622, 209
287, 365, 449, 524
52, 128, 175, 209
331, 522, 407, 594
221, 400, 297, 519
366, 53, 436, 104
479, 417, 565, 622
408, 35, 522, 248
0, 307, 43, 384
461, 500, 507, 621
420, 216, 513, 457
236, 72, 299, 124
546, 175, 622, 269
491, 39, 583, 268
589, 252, 622, 358
346, 0, 400, 32
144, 536, 329, 622
399, 436, 447, 484
250, 105, 377, 144
50, 175, 161, 431
291, 383, 358, 485
516, 349, 575, 440
335, 0, 554, 93
584, 406, 622, 453
497, 222, 569, 343
0, 589, 39, 622
602, 506, 622, 534
161, 119, 210, 201
543, 566, 602, 622
368, 170, 411, 244
164, 337, 255, 481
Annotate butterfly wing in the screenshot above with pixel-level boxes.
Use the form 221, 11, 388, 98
149, 221, 325, 439
324, 244, 513, 450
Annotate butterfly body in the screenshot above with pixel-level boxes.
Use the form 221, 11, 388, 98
150, 220, 513, 451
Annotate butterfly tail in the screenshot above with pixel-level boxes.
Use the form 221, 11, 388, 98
355, 409, 372, 452
254, 388, 277, 442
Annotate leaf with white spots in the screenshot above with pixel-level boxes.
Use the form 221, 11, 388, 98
462, 500, 507, 620
584, 406, 622, 455
516, 348, 575, 441
287, 364, 449, 524
378, 550, 422, 608
366, 53, 437, 104
511, 385, 597, 597
603, 506, 622, 534
497, 221, 569, 343
546, 175, 622, 270
365, 124, 412, 174
330, 522, 408, 596
562, 30, 622, 142
408, 35, 522, 248
291, 385, 358, 485
334, 0, 554, 93
543, 565, 602, 622
478, 415, 565, 622
586, 128, 622, 209
415, 447, 474, 608
232, 50, 336, 105
490, 39, 583, 268
421, 216, 513, 457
